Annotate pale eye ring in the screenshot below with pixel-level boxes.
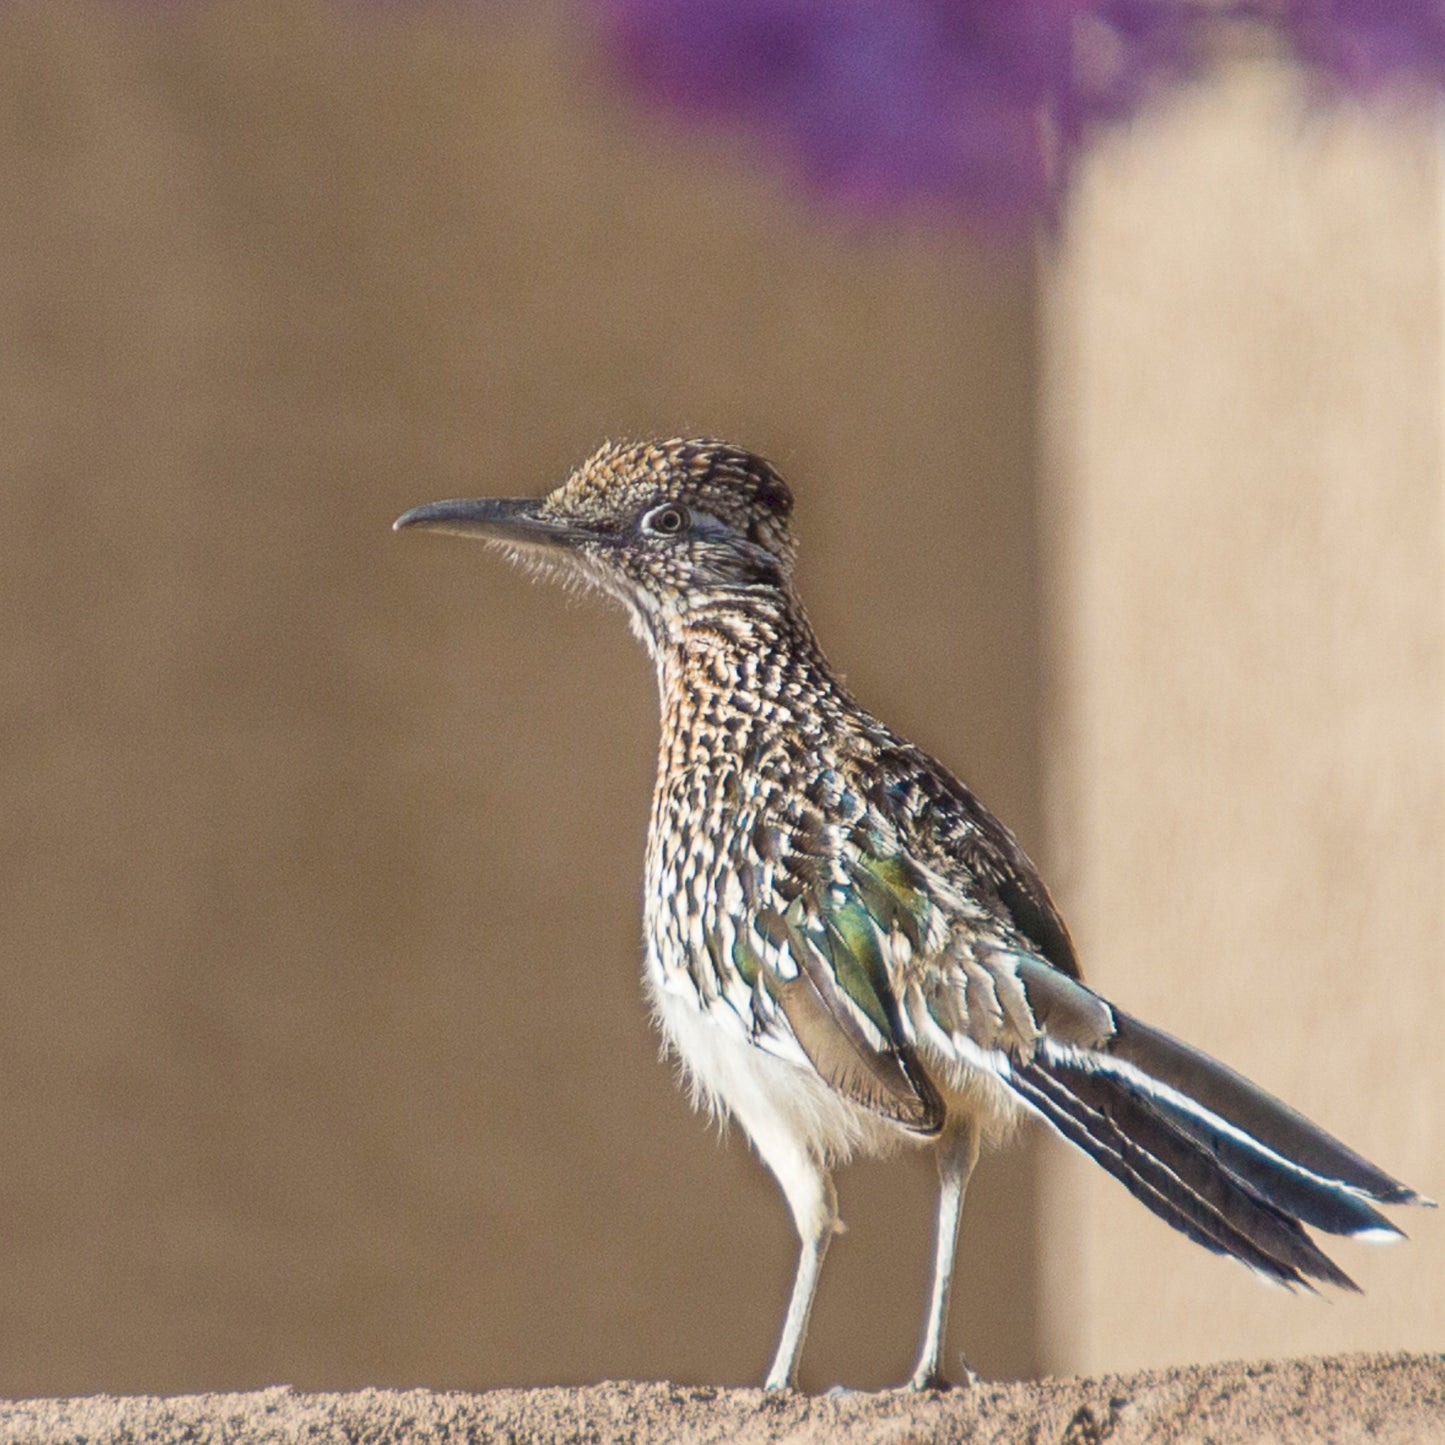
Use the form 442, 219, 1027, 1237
644, 503, 689, 536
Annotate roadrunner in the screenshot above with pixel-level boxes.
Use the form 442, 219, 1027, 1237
395, 438, 1426, 1391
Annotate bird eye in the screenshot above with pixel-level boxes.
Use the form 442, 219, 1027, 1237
644, 503, 689, 537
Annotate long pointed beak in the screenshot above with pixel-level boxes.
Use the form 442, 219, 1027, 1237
392, 497, 581, 548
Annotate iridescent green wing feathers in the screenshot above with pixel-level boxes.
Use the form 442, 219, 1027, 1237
736, 851, 944, 1135
708, 751, 1082, 1133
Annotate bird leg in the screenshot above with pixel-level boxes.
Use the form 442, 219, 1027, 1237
909, 1118, 981, 1390
763, 1164, 839, 1391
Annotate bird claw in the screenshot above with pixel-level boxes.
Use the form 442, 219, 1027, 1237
905, 1364, 978, 1392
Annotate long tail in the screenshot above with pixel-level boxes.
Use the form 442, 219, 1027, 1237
1003, 991, 1430, 1289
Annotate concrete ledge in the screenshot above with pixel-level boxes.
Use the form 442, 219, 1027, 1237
0, 1353, 1440, 1444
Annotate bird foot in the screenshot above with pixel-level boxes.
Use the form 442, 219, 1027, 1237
904, 1364, 978, 1393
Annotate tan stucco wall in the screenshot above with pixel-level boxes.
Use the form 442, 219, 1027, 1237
3, 4, 1439, 1398
1042, 66, 1445, 1371
0, 1, 1043, 1397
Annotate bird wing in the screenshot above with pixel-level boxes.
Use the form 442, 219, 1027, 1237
687, 748, 1066, 1135
693, 857, 937, 1133
681, 765, 950, 1134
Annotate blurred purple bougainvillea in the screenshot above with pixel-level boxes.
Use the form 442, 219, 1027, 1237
592, 0, 1445, 224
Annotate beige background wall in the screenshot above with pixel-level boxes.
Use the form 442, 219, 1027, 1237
1042, 66, 1444, 1370
0, 1, 1043, 1397
0, 2, 1439, 1401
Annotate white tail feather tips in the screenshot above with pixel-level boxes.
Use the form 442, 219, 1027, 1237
1038, 1039, 1394, 1203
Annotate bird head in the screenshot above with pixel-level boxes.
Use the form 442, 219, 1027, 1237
394, 438, 798, 642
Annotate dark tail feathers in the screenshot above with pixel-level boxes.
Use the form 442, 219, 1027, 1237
1008, 1011, 1430, 1290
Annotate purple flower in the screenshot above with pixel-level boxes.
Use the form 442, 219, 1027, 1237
1274, 0, 1445, 91
592, 0, 1445, 224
